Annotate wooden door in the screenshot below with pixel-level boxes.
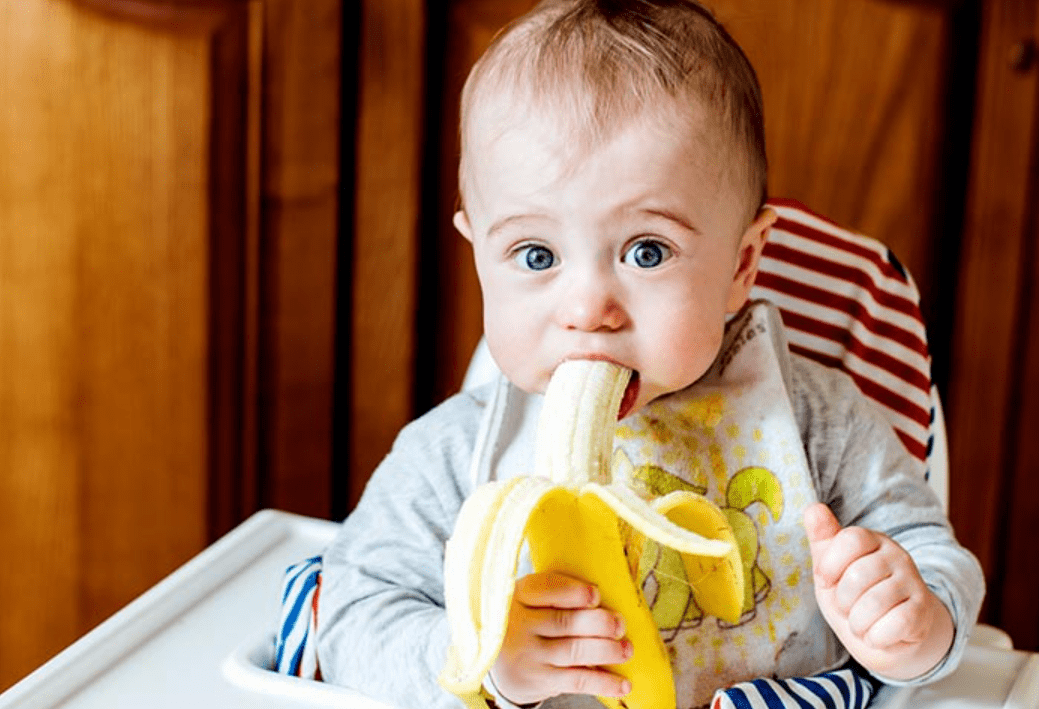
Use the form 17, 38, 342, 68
0, 0, 340, 688
0, 0, 255, 686
947, 0, 1039, 650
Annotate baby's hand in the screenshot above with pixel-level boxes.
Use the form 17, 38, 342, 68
804, 503, 954, 681
490, 571, 633, 706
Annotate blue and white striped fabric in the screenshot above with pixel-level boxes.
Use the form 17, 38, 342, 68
711, 666, 878, 709
274, 555, 323, 679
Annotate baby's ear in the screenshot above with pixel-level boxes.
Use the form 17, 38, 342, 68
453, 210, 474, 243
726, 207, 777, 313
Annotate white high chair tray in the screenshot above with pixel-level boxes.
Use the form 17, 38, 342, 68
0, 511, 391, 709
2, 510, 1035, 709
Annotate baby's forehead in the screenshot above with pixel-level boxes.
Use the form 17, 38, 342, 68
461, 88, 735, 195
456, 0, 767, 222
468, 70, 713, 140
459, 103, 758, 245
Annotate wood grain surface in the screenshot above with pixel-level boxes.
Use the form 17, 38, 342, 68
947, 0, 1039, 645
0, 0, 259, 688
257, 0, 340, 520
348, 0, 427, 507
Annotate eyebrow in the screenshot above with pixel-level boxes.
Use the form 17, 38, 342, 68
639, 208, 701, 235
485, 208, 700, 237
486, 213, 553, 239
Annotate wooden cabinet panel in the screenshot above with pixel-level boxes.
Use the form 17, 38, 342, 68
0, 0, 260, 688
717, 1, 952, 315
257, 0, 340, 519
999, 219, 1039, 650
347, 0, 427, 507
947, 0, 1039, 646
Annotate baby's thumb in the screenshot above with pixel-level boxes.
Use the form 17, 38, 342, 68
803, 503, 841, 554
804, 504, 842, 591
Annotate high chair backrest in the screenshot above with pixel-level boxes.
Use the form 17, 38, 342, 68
461, 199, 947, 508
751, 200, 940, 489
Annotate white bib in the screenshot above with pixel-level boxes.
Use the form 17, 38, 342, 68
614, 303, 838, 708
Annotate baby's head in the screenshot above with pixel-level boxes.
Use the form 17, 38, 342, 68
455, 0, 776, 415
459, 0, 767, 225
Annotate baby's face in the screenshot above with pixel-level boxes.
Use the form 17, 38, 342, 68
456, 109, 773, 416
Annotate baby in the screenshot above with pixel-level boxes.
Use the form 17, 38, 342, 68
315, 2, 984, 708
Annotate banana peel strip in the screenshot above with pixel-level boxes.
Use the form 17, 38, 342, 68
441, 477, 556, 697
587, 483, 733, 557
653, 490, 746, 622
442, 480, 519, 671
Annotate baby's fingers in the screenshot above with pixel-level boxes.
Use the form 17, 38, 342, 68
857, 593, 931, 649
546, 666, 632, 699
846, 576, 911, 641
515, 572, 600, 609
541, 634, 634, 669
528, 605, 626, 640
814, 527, 882, 589
833, 552, 897, 615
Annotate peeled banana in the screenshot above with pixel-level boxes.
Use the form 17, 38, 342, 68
439, 360, 743, 709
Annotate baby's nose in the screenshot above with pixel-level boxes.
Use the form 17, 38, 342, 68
557, 277, 627, 332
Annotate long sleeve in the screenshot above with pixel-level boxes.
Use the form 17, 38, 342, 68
316, 392, 486, 709
789, 355, 985, 685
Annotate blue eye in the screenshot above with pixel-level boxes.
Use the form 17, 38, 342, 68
516, 245, 555, 271
623, 240, 671, 269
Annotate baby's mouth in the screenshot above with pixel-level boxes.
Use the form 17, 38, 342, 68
617, 370, 640, 420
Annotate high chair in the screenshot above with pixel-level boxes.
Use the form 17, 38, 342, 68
1, 201, 1036, 709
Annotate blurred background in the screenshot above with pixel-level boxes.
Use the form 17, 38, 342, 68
1, 0, 1037, 692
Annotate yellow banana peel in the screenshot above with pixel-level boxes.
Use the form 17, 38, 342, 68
439, 361, 744, 709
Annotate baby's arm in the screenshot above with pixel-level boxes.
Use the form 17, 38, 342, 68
490, 571, 632, 706
791, 356, 984, 684
316, 397, 480, 709
804, 503, 954, 681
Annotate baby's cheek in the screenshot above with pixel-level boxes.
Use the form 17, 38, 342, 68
657, 317, 725, 386
485, 318, 545, 393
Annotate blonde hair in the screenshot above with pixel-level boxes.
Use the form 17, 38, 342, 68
459, 0, 767, 222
